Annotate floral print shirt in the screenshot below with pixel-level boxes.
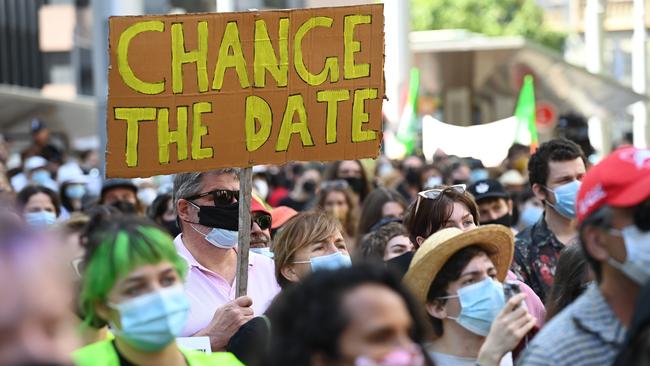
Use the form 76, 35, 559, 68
511, 214, 569, 303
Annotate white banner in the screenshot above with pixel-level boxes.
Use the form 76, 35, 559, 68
422, 116, 522, 167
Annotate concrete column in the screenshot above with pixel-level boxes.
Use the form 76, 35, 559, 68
632, 0, 649, 148
91, 0, 143, 178
584, 0, 611, 156
383, 0, 411, 159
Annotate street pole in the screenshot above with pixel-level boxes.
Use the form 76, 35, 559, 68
584, 0, 611, 156
632, 0, 649, 148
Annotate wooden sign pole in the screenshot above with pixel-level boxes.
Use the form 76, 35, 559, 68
236, 167, 252, 297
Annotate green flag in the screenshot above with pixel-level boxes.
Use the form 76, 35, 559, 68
396, 68, 420, 155
514, 75, 538, 152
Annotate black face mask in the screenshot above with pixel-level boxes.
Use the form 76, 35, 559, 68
404, 168, 421, 186
191, 202, 239, 231
302, 180, 316, 194
344, 177, 364, 196
162, 218, 181, 237
111, 200, 136, 214
482, 213, 513, 227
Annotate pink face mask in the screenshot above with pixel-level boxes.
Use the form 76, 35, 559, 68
354, 347, 426, 366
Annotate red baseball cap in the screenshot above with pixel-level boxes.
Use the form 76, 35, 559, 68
270, 206, 298, 230
577, 147, 650, 223
251, 195, 271, 216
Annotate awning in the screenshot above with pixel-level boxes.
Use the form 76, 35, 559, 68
410, 30, 645, 120
0, 85, 98, 149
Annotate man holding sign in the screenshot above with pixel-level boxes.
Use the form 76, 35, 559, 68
105, 5, 384, 177
173, 170, 280, 350
105, 2, 385, 353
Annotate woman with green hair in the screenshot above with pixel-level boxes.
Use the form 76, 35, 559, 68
73, 215, 242, 365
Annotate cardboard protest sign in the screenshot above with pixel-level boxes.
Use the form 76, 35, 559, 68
106, 4, 385, 178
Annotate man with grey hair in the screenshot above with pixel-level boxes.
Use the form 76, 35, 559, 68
173, 168, 280, 351
518, 147, 650, 365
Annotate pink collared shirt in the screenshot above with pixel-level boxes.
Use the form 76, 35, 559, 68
174, 235, 281, 336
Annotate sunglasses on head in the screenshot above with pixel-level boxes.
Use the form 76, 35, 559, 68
414, 184, 466, 216
253, 211, 272, 231
185, 189, 239, 207
321, 179, 349, 191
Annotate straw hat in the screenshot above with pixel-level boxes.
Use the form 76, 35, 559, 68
403, 225, 514, 304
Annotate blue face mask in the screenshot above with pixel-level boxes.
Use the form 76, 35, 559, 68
24, 211, 57, 228
109, 285, 189, 352
519, 205, 543, 228
65, 184, 86, 200
250, 247, 275, 258
608, 225, 650, 285
191, 224, 238, 249
545, 180, 581, 219
31, 170, 51, 185
440, 277, 505, 336
470, 169, 489, 183
294, 251, 352, 272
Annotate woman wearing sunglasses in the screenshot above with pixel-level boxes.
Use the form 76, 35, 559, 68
404, 184, 478, 248
73, 215, 242, 366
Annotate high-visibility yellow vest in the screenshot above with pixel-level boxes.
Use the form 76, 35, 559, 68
73, 340, 243, 366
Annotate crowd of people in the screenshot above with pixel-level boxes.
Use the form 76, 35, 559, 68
1, 119, 650, 366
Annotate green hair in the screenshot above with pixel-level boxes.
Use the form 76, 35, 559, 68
79, 219, 188, 328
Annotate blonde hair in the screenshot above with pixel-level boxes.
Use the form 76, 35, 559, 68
273, 211, 342, 288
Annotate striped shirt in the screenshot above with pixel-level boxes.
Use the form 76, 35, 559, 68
517, 284, 626, 366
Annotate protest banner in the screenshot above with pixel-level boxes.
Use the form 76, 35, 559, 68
106, 4, 385, 178
106, 4, 384, 296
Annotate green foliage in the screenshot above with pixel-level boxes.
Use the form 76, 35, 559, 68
411, 0, 566, 51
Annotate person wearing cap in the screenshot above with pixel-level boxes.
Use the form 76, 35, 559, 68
404, 225, 536, 366
269, 205, 297, 239
511, 139, 587, 303
517, 147, 650, 366
469, 179, 515, 229
99, 178, 142, 214
249, 196, 273, 257
172, 169, 280, 351
58, 168, 89, 215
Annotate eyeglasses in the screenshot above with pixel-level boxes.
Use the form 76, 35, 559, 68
185, 189, 239, 207
253, 211, 272, 231
320, 179, 349, 191
414, 184, 466, 216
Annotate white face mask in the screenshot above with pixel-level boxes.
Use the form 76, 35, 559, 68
137, 188, 158, 206
607, 225, 650, 285
253, 179, 269, 200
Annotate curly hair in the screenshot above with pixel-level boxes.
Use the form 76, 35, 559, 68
527, 138, 585, 187
265, 263, 431, 366
357, 222, 409, 262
